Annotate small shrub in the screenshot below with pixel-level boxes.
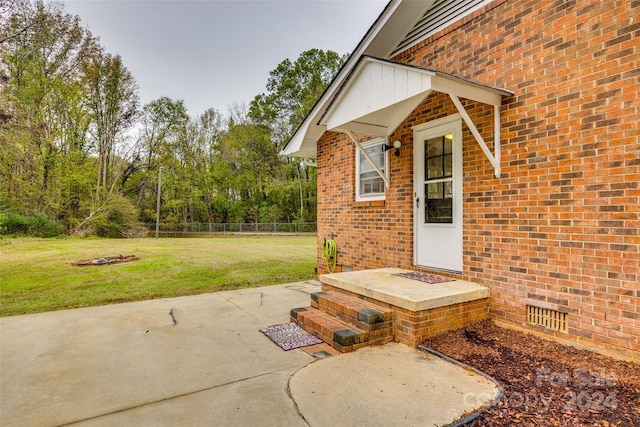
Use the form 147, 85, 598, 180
29, 212, 64, 237
0, 211, 63, 237
79, 195, 141, 238
0, 211, 29, 235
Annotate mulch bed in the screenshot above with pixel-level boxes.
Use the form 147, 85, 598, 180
421, 320, 640, 426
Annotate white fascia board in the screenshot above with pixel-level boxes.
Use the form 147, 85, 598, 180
432, 73, 512, 106
281, 121, 310, 156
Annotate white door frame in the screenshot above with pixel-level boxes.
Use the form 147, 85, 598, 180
413, 114, 463, 272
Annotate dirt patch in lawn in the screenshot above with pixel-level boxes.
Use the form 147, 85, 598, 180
421, 320, 639, 426
71, 254, 140, 266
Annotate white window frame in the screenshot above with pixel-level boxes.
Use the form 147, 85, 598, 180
355, 138, 389, 202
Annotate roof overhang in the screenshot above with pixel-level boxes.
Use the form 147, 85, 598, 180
322, 57, 512, 177
281, 0, 433, 159
281, 0, 513, 178
320, 57, 511, 138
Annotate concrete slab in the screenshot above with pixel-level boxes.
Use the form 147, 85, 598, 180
0, 283, 320, 427
1, 281, 499, 427
74, 373, 308, 427
320, 268, 490, 311
291, 343, 498, 427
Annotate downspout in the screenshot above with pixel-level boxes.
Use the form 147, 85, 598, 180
344, 130, 390, 188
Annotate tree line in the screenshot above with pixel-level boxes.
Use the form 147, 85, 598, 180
0, 0, 344, 237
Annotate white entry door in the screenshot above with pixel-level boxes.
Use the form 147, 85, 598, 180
414, 115, 463, 272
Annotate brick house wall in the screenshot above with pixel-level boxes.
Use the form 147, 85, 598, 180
316, 0, 639, 360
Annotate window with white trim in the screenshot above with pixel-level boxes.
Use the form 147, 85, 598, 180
355, 138, 388, 201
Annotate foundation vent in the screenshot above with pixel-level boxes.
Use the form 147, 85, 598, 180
527, 305, 567, 332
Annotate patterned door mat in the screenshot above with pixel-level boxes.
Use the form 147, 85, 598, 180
260, 322, 323, 351
393, 271, 454, 284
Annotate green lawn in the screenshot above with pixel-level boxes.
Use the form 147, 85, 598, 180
0, 236, 317, 317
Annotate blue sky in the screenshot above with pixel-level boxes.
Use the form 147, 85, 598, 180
63, 0, 387, 116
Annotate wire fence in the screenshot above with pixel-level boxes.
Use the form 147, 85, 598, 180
142, 222, 317, 235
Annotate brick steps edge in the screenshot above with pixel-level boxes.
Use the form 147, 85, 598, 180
310, 291, 393, 332
291, 307, 393, 353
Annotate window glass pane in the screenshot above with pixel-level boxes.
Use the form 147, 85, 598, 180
427, 157, 443, 179
360, 148, 384, 170
444, 137, 452, 154
444, 154, 452, 177
358, 141, 386, 197
426, 137, 443, 157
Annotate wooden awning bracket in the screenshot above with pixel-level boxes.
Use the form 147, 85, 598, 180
345, 130, 390, 189
449, 94, 501, 178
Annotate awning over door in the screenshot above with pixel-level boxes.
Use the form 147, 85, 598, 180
320, 56, 513, 177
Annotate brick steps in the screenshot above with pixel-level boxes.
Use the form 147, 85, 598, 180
291, 291, 393, 353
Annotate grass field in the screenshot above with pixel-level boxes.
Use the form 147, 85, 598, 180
0, 236, 317, 317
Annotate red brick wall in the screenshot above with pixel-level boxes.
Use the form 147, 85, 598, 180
316, 0, 639, 360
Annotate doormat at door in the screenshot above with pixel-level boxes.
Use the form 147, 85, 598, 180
260, 322, 323, 351
393, 271, 454, 284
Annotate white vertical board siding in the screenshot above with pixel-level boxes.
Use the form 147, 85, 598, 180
394, 64, 408, 103
370, 61, 383, 113
381, 62, 395, 109
326, 59, 434, 133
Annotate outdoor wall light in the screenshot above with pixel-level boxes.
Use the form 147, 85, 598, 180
303, 158, 317, 168
382, 140, 402, 157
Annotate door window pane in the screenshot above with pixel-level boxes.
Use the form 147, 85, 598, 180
426, 137, 453, 180
427, 157, 443, 179
444, 180, 453, 198
424, 135, 453, 224
426, 197, 453, 223
426, 182, 442, 199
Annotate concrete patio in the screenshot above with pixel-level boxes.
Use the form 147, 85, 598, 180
0, 281, 498, 426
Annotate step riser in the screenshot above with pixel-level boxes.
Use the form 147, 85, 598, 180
291, 307, 393, 353
291, 291, 394, 353
295, 313, 393, 344
311, 304, 393, 333
310, 291, 393, 331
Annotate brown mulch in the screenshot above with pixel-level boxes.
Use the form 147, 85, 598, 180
421, 320, 640, 427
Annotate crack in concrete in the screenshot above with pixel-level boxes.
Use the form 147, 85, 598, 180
284, 281, 322, 296
221, 293, 262, 321
60, 372, 279, 426
287, 368, 311, 427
